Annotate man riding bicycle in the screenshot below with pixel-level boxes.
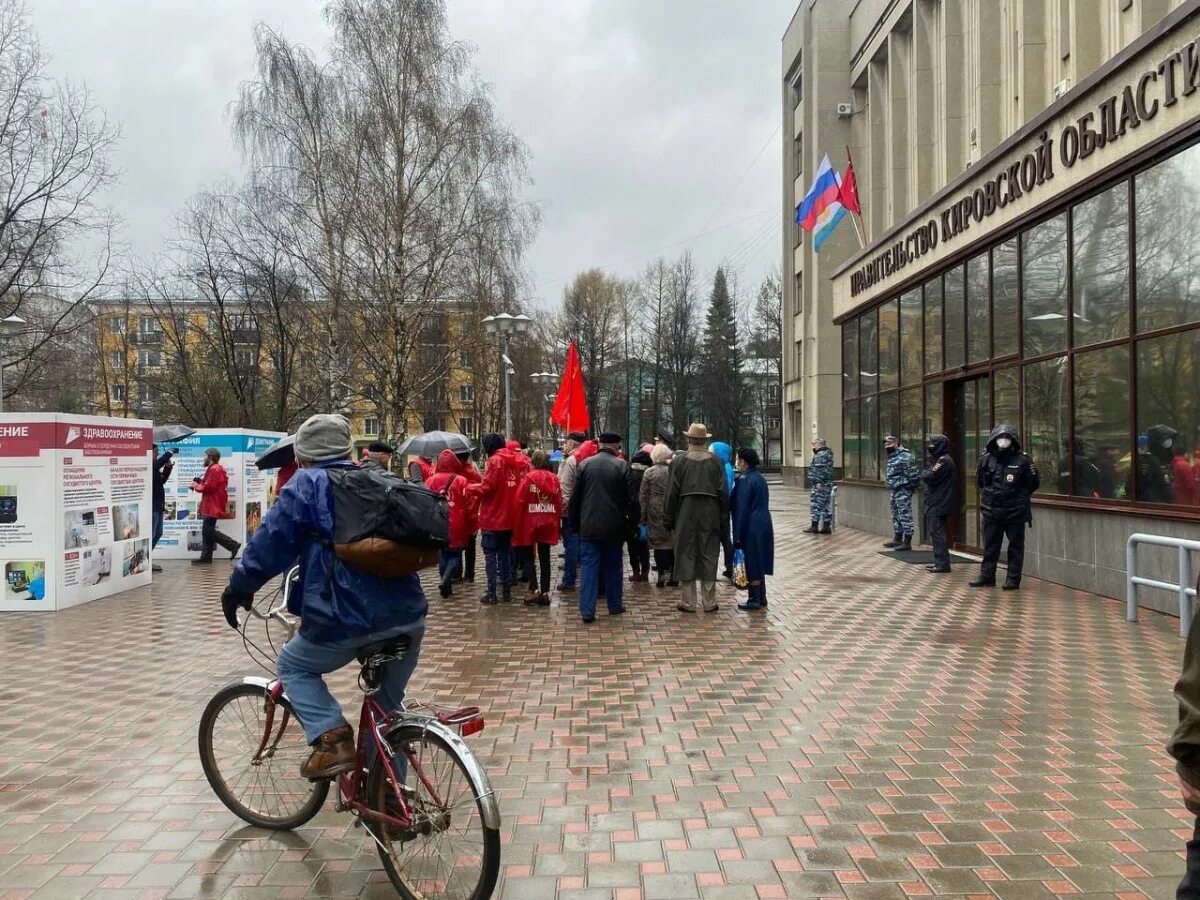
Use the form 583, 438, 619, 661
220, 414, 428, 779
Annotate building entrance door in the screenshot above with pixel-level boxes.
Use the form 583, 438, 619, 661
945, 375, 991, 551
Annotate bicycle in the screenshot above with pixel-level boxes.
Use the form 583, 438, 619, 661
198, 567, 501, 899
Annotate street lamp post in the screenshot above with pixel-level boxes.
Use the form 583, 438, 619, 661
481, 313, 531, 438
531, 371, 559, 451
0, 315, 27, 415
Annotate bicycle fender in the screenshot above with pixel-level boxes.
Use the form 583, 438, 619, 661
238, 675, 291, 704
388, 717, 501, 832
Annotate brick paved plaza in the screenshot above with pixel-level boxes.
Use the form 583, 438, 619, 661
0, 486, 1191, 898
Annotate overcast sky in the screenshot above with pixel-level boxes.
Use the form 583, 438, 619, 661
32, 0, 794, 310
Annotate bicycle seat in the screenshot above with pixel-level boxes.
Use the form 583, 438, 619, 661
355, 635, 411, 664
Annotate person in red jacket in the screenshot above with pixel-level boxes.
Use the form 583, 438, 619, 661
513, 450, 562, 606
455, 449, 481, 582
466, 433, 525, 605
426, 450, 471, 598
407, 455, 434, 483
190, 448, 241, 564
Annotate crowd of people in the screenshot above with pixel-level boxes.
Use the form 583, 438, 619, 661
395, 423, 777, 621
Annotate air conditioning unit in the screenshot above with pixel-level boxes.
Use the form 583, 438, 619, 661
1052, 78, 1072, 101
836, 103, 854, 119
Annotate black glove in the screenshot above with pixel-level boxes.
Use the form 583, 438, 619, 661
221, 585, 254, 630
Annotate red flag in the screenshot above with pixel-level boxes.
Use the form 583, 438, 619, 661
550, 341, 590, 434
838, 158, 861, 215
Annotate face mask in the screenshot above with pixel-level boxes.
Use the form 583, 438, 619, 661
927, 445, 937, 456
996, 438, 1013, 450
885, 445, 896, 454
1163, 438, 1174, 449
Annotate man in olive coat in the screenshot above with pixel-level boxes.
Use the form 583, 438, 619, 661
666, 423, 728, 613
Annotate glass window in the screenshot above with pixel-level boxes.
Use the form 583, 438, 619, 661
900, 387, 923, 461
1022, 214, 1069, 357
843, 401, 860, 481
993, 239, 1018, 357
944, 265, 965, 368
1073, 345, 1130, 500
925, 383, 943, 438
1136, 142, 1200, 333
879, 392, 900, 472
842, 323, 858, 399
966, 252, 990, 364
1022, 356, 1069, 496
1136, 330, 1200, 505
1073, 181, 1129, 346
924, 277, 943, 374
878, 300, 899, 391
861, 393, 879, 481
859, 310, 878, 397
994, 366, 1020, 435
899, 290, 922, 386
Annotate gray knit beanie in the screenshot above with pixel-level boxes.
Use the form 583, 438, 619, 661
295, 414, 353, 463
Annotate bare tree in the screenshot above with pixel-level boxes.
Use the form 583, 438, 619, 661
662, 253, 701, 434
0, 0, 119, 408
561, 269, 621, 430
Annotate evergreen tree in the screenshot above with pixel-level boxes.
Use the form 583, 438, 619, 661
699, 266, 747, 444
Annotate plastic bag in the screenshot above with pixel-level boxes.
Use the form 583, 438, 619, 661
638, 523, 648, 543
731, 548, 749, 590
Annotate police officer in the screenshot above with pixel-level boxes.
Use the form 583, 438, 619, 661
882, 434, 918, 551
970, 423, 1040, 591
921, 434, 956, 573
804, 437, 835, 535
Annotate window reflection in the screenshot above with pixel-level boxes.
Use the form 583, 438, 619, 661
993, 239, 1018, 357
1136, 142, 1200, 333
1023, 356, 1068, 496
994, 366, 1020, 436
843, 324, 858, 399
925, 383, 942, 438
843, 400, 860, 481
901, 387, 923, 460
859, 310, 878, 397
966, 253, 990, 364
900, 290, 922, 386
944, 266, 965, 368
879, 392, 899, 473
1136, 330, 1200, 505
924, 277, 943, 374
861, 393, 879, 481
878, 300, 899, 392
1022, 214, 1068, 357
1072, 346, 1130, 499
1073, 182, 1129, 346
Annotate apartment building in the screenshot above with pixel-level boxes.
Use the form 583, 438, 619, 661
785, 0, 1200, 607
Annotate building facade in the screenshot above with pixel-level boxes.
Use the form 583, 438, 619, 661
782, 0, 1189, 483
785, 0, 1200, 608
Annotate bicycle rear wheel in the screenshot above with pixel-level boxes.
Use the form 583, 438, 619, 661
365, 724, 500, 899
198, 681, 328, 830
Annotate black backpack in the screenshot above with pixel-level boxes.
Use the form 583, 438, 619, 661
325, 466, 450, 578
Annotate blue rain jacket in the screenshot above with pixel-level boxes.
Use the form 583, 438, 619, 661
229, 459, 428, 644
710, 442, 736, 493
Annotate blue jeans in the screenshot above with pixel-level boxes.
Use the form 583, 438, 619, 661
580, 540, 623, 618
277, 620, 425, 744
151, 509, 164, 550
438, 548, 461, 581
559, 518, 579, 587
481, 530, 512, 598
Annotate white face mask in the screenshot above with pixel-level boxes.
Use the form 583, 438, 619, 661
996, 437, 1013, 450
1163, 438, 1174, 449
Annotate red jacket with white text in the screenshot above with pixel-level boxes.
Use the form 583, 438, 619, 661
512, 469, 562, 547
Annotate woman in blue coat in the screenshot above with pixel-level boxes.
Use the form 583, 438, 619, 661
730, 447, 774, 611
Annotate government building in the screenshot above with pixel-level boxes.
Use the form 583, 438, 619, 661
783, 0, 1200, 608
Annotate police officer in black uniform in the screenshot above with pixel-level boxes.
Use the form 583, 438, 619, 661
920, 434, 957, 574
970, 423, 1040, 591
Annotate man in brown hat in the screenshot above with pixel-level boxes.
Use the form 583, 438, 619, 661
665, 423, 728, 613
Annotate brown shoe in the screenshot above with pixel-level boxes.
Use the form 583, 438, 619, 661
300, 724, 355, 780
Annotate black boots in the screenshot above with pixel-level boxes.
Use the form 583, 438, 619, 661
898, 534, 912, 551
883, 532, 902, 548
803, 521, 820, 534
819, 523, 832, 534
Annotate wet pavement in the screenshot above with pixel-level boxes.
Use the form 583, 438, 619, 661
0, 485, 1190, 898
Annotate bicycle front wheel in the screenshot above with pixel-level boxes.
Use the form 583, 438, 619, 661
365, 724, 500, 900
198, 681, 328, 830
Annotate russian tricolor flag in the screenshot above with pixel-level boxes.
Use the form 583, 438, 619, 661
796, 154, 848, 252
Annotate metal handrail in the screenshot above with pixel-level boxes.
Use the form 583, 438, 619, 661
1126, 533, 1200, 636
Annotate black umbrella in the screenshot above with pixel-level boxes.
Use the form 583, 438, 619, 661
396, 430, 471, 458
152, 424, 197, 443
255, 434, 295, 470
